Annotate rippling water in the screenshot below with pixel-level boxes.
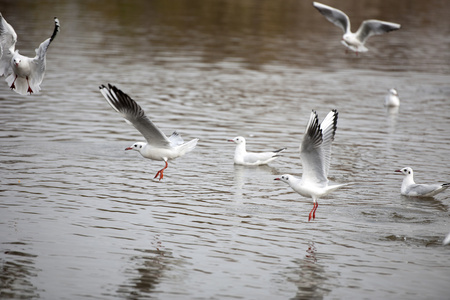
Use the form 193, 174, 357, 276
1, 0, 449, 299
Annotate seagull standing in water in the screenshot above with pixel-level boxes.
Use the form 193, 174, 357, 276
99, 84, 198, 180
384, 88, 400, 107
0, 14, 60, 95
275, 110, 349, 221
395, 167, 450, 197
312, 2, 400, 54
228, 136, 286, 166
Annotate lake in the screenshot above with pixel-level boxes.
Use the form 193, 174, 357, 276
0, 0, 449, 299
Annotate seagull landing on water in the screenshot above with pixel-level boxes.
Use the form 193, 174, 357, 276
99, 84, 198, 181
275, 109, 350, 221
0, 13, 60, 95
395, 167, 450, 197
227, 136, 286, 166
384, 88, 400, 107
312, 2, 400, 55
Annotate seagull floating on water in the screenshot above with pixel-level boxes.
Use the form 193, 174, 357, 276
385, 88, 400, 107
312, 2, 400, 54
443, 232, 450, 246
228, 136, 286, 166
0, 13, 60, 95
395, 167, 450, 197
275, 110, 349, 221
99, 84, 198, 180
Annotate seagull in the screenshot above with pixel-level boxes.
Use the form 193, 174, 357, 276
227, 136, 286, 166
443, 232, 450, 246
395, 167, 450, 197
385, 88, 400, 107
99, 84, 198, 180
312, 2, 401, 54
275, 110, 349, 221
0, 14, 60, 95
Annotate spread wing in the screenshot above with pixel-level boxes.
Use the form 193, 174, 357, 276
99, 84, 171, 147
0, 13, 17, 76
300, 110, 338, 185
313, 2, 351, 33
356, 20, 400, 44
30, 17, 60, 86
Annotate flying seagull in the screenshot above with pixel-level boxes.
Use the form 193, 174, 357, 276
99, 84, 198, 180
275, 109, 349, 221
0, 13, 60, 95
312, 2, 400, 54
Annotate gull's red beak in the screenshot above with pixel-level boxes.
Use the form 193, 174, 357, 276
274, 178, 281, 181
125, 147, 133, 150
227, 139, 234, 142
394, 169, 402, 173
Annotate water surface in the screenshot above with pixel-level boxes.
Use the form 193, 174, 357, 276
1, 0, 449, 299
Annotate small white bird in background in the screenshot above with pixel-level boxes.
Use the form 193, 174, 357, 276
443, 232, 450, 246
99, 84, 198, 180
228, 136, 286, 166
275, 110, 350, 221
384, 88, 400, 107
312, 2, 401, 54
395, 167, 450, 197
0, 14, 60, 95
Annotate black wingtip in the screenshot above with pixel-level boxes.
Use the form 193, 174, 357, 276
274, 147, 287, 153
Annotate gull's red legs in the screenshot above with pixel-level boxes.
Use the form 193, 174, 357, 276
308, 201, 319, 221
10, 75, 17, 89
154, 161, 168, 181
26, 76, 33, 94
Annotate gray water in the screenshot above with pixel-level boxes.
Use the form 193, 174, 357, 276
1, 0, 449, 299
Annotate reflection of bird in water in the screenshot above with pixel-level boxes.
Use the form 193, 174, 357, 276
117, 235, 171, 298
305, 241, 317, 263
232, 164, 280, 203
287, 242, 331, 300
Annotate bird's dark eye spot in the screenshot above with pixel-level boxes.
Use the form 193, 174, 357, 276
408, 171, 411, 174
134, 145, 137, 147
139, 145, 142, 148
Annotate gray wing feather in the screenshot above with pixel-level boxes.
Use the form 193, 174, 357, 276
356, 20, 400, 44
313, 2, 350, 33
0, 13, 17, 76
407, 184, 446, 196
300, 110, 338, 185
30, 17, 60, 84
99, 84, 171, 147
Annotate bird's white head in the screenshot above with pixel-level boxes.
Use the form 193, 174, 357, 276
395, 167, 413, 177
228, 136, 246, 145
389, 88, 398, 96
125, 142, 146, 152
274, 174, 292, 184
13, 57, 21, 67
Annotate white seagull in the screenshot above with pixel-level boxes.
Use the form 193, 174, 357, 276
395, 167, 450, 197
275, 109, 349, 221
228, 136, 286, 166
443, 232, 450, 246
312, 2, 400, 54
99, 84, 198, 180
0, 14, 60, 95
384, 88, 400, 107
